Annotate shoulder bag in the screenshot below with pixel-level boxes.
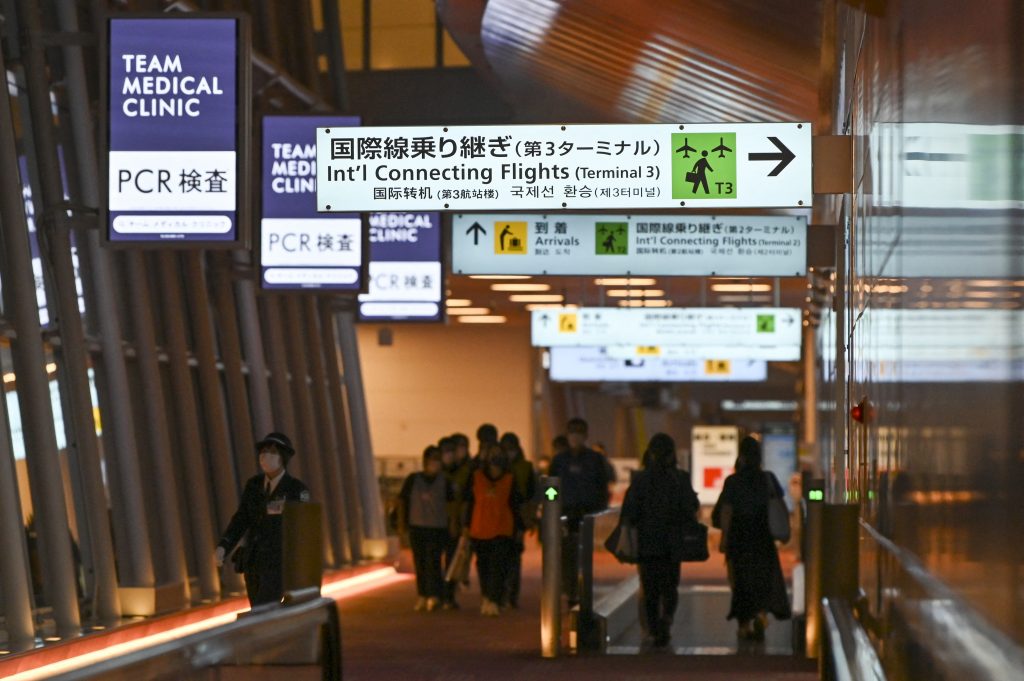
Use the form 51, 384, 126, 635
604, 520, 638, 564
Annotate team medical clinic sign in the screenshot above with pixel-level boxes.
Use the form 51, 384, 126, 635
103, 16, 250, 244
261, 116, 362, 290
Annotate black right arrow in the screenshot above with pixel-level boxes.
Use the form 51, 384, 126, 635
747, 136, 795, 176
466, 221, 486, 245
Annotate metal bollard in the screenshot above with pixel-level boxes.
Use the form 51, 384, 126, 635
540, 476, 562, 658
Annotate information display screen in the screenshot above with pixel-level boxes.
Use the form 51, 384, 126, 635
358, 212, 443, 321
261, 115, 362, 290
104, 16, 249, 245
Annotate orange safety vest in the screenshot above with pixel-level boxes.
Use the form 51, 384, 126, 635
469, 470, 515, 540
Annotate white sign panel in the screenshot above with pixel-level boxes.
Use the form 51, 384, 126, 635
691, 426, 739, 505
451, 213, 806, 276
604, 344, 801, 361
549, 347, 767, 382
316, 123, 812, 211
531, 307, 801, 348
260, 217, 361, 288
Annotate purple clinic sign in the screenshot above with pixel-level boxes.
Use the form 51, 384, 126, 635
358, 213, 443, 321
261, 115, 362, 290
104, 16, 249, 244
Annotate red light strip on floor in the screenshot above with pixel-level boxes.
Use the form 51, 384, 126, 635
6, 567, 408, 681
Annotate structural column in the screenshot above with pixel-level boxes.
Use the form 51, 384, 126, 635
282, 300, 335, 566
125, 254, 189, 595
261, 297, 298, 460
232, 251, 273, 434
210, 252, 258, 484
305, 297, 352, 565
183, 252, 245, 593
802, 321, 818, 468
0, 40, 45, 647
319, 299, 364, 560
157, 252, 220, 600
56, 0, 156, 593
334, 308, 386, 544
15, 0, 112, 631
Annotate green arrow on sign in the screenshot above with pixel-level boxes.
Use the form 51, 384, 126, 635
545, 487, 559, 501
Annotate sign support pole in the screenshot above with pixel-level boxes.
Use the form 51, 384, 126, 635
541, 476, 562, 658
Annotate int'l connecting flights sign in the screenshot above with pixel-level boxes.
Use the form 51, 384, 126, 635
316, 123, 811, 211
452, 214, 807, 276
531, 307, 801, 348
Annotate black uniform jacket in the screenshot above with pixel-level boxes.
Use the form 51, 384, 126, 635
218, 471, 310, 573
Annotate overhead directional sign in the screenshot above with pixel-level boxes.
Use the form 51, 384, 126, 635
548, 347, 767, 382
316, 123, 812, 211
604, 343, 801, 362
451, 213, 806, 276
531, 307, 801, 348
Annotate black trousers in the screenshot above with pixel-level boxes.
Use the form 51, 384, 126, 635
472, 536, 514, 604
561, 526, 581, 604
245, 565, 282, 606
410, 526, 448, 598
504, 533, 525, 606
638, 557, 680, 639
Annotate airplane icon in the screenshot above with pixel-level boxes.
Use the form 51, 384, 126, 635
675, 137, 696, 158
712, 137, 732, 158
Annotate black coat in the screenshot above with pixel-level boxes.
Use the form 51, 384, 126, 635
621, 467, 699, 561
550, 447, 611, 521
712, 468, 791, 621
218, 471, 310, 578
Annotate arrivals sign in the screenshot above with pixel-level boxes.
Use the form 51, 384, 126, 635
451, 213, 806, 276
261, 115, 362, 290
531, 307, 802, 348
316, 123, 812, 212
548, 347, 767, 383
358, 212, 443, 321
103, 16, 249, 244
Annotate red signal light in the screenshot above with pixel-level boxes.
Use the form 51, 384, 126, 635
851, 404, 864, 422
851, 397, 874, 424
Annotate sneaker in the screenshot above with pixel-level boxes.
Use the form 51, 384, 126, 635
487, 601, 501, 617
480, 598, 492, 615
425, 597, 440, 612
414, 597, 428, 612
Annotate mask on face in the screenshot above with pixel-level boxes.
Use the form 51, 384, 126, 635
260, 451, 283, 475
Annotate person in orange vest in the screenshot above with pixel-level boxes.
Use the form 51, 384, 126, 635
463, 443, 524, 616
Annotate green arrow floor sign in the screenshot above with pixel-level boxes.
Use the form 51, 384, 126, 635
545, 487, 558, 501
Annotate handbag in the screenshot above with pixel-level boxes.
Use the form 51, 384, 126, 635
603, 520, 638, 564
679, 521, 710, 562
444, 534, 472, 584
766, 472, 791, 543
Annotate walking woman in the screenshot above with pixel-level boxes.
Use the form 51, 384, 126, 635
398, 446, 455, 612
712, 436, 791, 640
621, 433, 699, 648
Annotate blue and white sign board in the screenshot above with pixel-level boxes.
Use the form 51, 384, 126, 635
452, 214, 806, 276
104, 16, 248, 244
316, 123, 812, 211
604, 343, 801, 362
261, 115, 362, 290
358, 212, 443, 321
549, 347, 767, 382
531, 307, 802, 348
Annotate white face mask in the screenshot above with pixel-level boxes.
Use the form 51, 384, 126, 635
259, 451, 283, 475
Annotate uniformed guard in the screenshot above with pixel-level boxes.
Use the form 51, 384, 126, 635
215, 432, 311, 606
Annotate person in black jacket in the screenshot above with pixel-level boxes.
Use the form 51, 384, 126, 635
215, 432, 310, 606
712, 436, 791, 640
621, 433, 699, 649
550, 417, 610, 606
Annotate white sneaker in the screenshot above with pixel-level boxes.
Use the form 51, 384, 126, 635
480, 598, 491, 615
425, 597, 440, 612
414, 597, 428, 611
